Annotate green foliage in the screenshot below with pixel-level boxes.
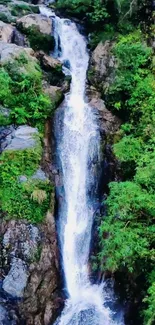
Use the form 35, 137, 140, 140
0, 144, 53, 223
56, 0, 109, 25
98, 28, 155, 324
143, 272, 155, 325
0, 54, 54, 130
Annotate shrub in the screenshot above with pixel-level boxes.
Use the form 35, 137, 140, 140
0, 54, 54, 130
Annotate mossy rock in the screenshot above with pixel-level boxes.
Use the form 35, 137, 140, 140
0, 12, 11, 23
17, 24, 55, 53
9, 3, 39, 17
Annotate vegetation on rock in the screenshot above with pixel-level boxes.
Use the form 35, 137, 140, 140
0, 141, 53, 223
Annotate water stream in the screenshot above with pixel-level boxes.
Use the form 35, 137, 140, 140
40, 6, 123, 325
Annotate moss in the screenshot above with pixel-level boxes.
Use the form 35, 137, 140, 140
0, 137, 54, 223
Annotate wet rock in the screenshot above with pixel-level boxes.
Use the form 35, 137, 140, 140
89, 98, 121, 137
0, 125, 15, 153
88, 41, 116, 94
37, 51, 62, 71
43, 83, 64, 106
2, 258, 28, 298
4, 125, 38, 151
17, 14, 53, 35
0, 21, 14, 43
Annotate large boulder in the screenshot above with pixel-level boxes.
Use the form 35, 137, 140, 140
88, 41, 116, 94
0, 41, 36, 64
0, 21, 14, 43
17, 14, 53, 35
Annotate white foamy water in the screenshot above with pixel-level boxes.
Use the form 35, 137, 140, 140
40, 6, 124, 325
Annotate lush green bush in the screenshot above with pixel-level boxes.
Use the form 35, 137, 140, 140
0, 54, 54, 130
0, 143, 53, 223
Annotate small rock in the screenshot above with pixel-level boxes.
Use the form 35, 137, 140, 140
18, 175, 28, 183
2, 258, 28, 298
32, 168, 48, 181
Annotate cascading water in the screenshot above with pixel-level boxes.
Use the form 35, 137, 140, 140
40, 6, 124, 325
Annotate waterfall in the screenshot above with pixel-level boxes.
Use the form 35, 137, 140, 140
40, 6, 124, 325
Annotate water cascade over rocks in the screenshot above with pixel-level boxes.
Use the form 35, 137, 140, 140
40, 6, 123, 325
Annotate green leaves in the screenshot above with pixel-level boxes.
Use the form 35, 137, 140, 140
99, 29, 155, 323
0, 57, 53, 129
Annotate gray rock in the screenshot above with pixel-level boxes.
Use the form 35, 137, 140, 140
3, 221, 40, 259
32, 168, 48, 181
2, 258, 28, 298
88, 41, 116, 93
0, 41, 35, 64
18, 175, 28, 183
17, 14, 53, 35
89, 98, 121, 135
4, 125, 38, 151
0, 125, 15, 153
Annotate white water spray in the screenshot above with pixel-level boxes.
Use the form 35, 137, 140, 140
40, 6, 124, 325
